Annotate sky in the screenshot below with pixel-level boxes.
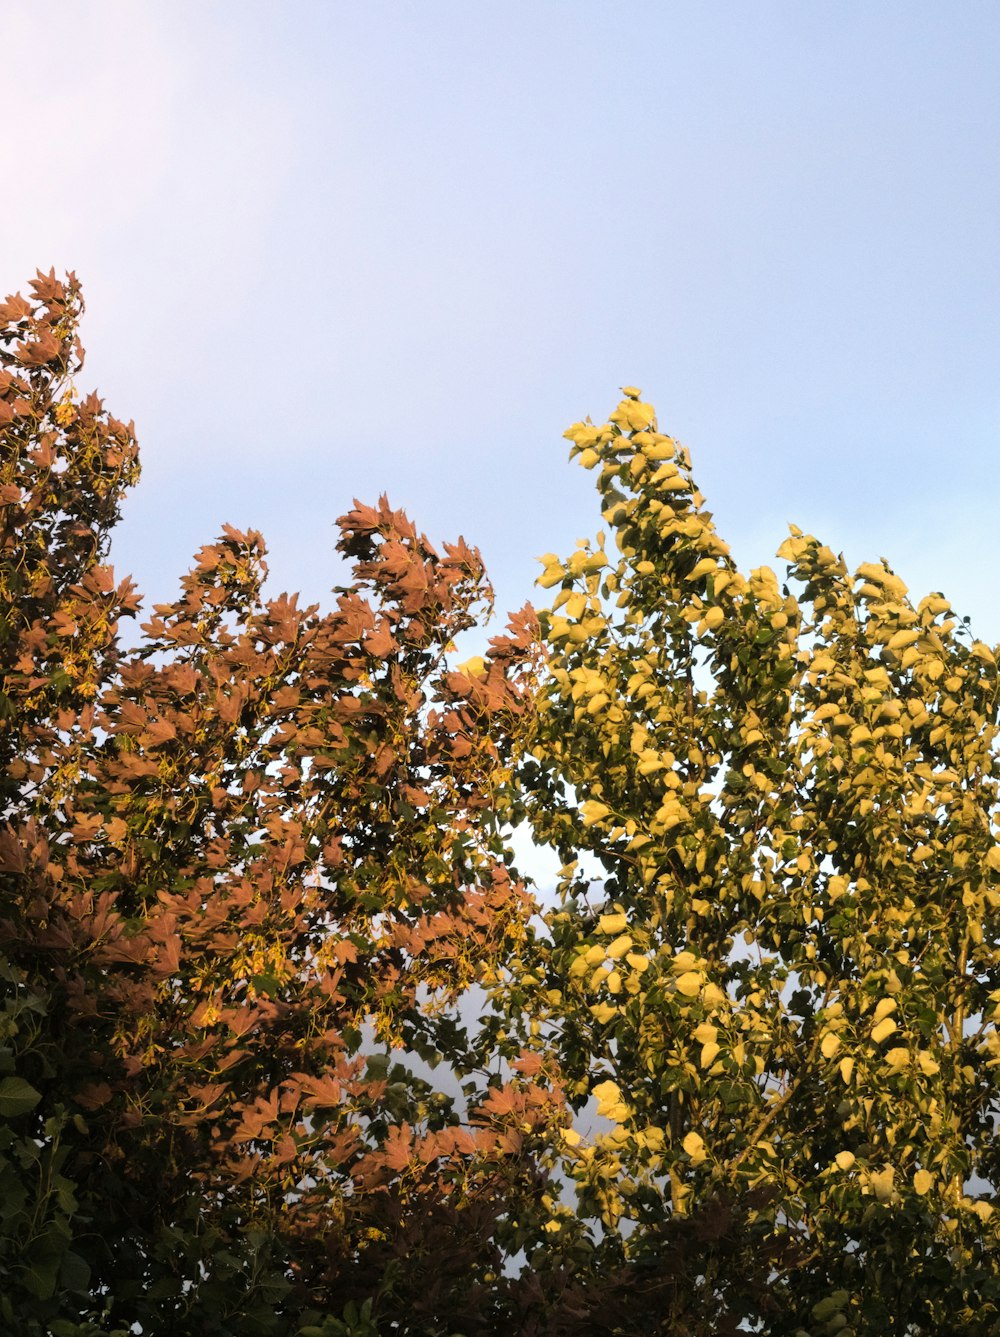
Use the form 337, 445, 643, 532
4, 1, 1000, 651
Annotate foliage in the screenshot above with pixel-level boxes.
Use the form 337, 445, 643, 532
5, 271, 1000, 1335
0, 272, 559, 1334
510, 387, 1000, 1333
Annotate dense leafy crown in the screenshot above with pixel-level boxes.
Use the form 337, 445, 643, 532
0, 274, 559, 1336
3, 277, 1000, 1336
513, 388, 1000, 1334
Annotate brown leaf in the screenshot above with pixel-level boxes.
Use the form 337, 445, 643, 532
16, 328, 61, 367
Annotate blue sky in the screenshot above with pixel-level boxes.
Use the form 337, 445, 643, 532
4, 1, 1000, 648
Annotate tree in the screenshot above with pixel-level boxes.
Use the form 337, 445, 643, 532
0, 272, 561, 1335
7, 271, 1000, 1336
510, 388, 1000, 1333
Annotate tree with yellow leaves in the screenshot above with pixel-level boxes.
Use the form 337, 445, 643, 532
509, 388, 1000, 1334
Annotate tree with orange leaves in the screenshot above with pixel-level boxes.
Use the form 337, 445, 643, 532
0, 271, 560, 1336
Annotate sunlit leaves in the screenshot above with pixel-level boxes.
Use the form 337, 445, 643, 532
513, 386, 1000, 1331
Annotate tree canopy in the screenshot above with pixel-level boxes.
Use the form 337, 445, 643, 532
512, 389, 1000, 1334
0, 272, 557, 1335
3, 274, 1000, 1335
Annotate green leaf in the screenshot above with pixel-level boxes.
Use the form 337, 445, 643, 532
0, 1076, 41, 1117
23, 1253, 61, 1300
59, 1249, 91, 1293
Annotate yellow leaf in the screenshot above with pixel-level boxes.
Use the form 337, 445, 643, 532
913, 1169, 934, 1195
650, 461, 681, 485
839, 1057, 855, 1083
835, 1151, 855, 1170
821, 1032, 841, 1059
637, 751, 665, 776
687, 557, 718, 581
856, 561, 891, 584
455, 656, 486, 678
870, 1166, 895, 1202
568, 954, 589, 979
700, 1041, 720, 1068
776, 534, 807, 562
589, 965, 610, 992
702, 982, 727, 1009
682, 1130, 707, 1165
598, 911, 629, 935
641, 436, 675, 461
593, 1079, 629, 1123
656, 473, 689, 492
638, 1124, 665, 1150
593, 1074, 617, 1107
675, 971, 702, 998
886, 629, 920, 650
563, 423, 596, 446
614, 399, 656, 432
884, 1046, 909, 1070
606, 934, 634, 960
871, 1016, 898, 1044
